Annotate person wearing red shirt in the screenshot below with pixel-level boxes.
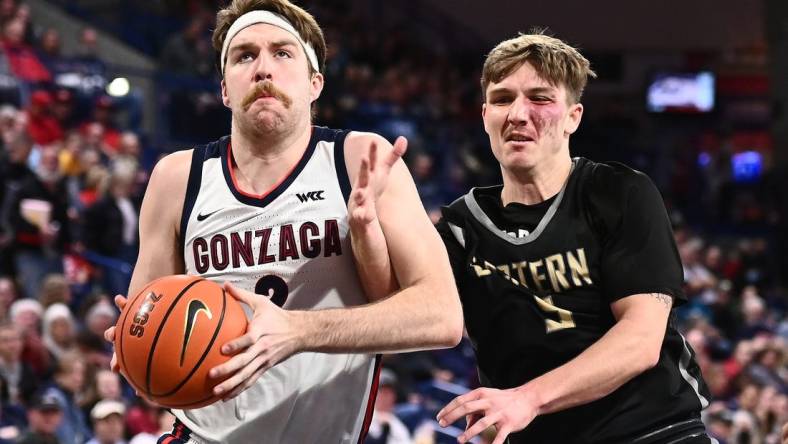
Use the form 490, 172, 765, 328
26, 91, 63, 145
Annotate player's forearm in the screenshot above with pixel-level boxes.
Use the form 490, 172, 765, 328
350, 219, 398, 302
519, 317, 659, 415
291, 276, 463, 353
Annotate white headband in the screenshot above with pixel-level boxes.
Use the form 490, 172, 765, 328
220, 10, 320, 74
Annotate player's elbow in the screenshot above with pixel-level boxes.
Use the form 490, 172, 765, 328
634, 340, 662, 373
434, 292, 464, 347
439, 313, 464, 348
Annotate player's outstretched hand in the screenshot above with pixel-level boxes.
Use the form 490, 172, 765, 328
209, 282, 300, 401
348, 136, 407, 227
104, 294, 127, 372
436, 387, 540, 444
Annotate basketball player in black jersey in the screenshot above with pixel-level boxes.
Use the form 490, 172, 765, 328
435, 33, 714, 444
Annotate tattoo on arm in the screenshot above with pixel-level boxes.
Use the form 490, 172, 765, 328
651, 293, 673, 310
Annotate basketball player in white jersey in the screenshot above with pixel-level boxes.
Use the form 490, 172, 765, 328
102, 0, 463, 443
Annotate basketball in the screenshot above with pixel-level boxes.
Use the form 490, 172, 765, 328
114, 275, 248, 409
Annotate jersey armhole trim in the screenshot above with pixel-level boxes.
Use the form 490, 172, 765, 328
179, 146, 206, 254
334, 130, 352, 203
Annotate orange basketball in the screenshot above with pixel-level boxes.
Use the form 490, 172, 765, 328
114, 275, 248, 409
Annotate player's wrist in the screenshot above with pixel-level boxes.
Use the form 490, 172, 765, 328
286, 309, 318, 351
515, 383, 546, 416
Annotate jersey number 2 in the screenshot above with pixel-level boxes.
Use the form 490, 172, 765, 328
255, 275, 289, 307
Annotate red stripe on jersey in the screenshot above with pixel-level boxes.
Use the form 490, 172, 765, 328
226, 127, 314, 200
357, 354, 383, 444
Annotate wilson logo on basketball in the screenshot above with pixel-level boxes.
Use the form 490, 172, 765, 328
181, 300, 212, 366
129, 291, 163, 338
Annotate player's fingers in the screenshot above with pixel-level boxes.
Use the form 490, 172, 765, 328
222, 359, 267, 401
368, 140, 377, 173
110, 352, 119, 372
223, 282, 258, 309
437, 390, 481, 424
211, 353, 253, 392
439, 398, 489, 427
384, 136, 408, 169
357, 158, 370, 189
491, 426, 512, 444
220, 332, 256, 355
216, 353, 266, 397
104, 325, 116, 342
114, 295, 127, 310
459, 412, 500, 444
465, 413, 482, 431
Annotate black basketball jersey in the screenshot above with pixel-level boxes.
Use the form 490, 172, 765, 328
437, 157, 711, 444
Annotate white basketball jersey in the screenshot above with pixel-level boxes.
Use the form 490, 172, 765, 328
176, 127, 380, 444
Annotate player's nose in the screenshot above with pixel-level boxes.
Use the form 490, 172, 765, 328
252, 55, 274, 83
507, 96, 530, 127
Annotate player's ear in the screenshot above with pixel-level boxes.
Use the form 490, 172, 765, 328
481, 102, 491, 135
221, 79, 230, 108
565, 102, 583, 136
309, 72, 324, 103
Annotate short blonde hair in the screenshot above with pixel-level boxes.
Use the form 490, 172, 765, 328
212, 0, 326, 75
481, 32, 596, 104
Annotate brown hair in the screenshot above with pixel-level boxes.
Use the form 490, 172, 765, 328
481, 32, 596, 104
212, 0, 326, 75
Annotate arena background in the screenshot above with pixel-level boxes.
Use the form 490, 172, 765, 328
0, 0, 785, 443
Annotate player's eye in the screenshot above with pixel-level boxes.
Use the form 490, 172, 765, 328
274, 49, 292, 58
236, 52, 254, 63
531, 95, 552, 103
490, 96, 513, 105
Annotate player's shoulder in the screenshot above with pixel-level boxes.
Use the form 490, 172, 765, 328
149, 148, 193, 189
579, 157, 656, 193
576, 158, 667, 232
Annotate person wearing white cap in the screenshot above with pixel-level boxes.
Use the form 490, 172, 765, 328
86, 400, 127, 444
103, 0, 462, 443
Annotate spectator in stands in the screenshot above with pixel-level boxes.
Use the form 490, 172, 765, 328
0, 17, 49, 83
16, 392, 63, 444
124, 398, 160, 438
35, 29, 74, 92
0, 277, 15, 322
38, 274, 71, 309
159, 15, 213, 77
25, 90, 63, 147
83, 162, 139, 296
41, 302, 75, 362
0, 0, 17, 27
6, 145, 70, 299
366, 368, 412, 444
86, 400, 126, 444
65, 27, 107, 100
51, 89, 78, 131
0, 373, 25, 444
43, 349, 91, 444
8, 298, 48, 377
127, 408, 174, 444
82, 96, 121, 154
0, 322, 36, 404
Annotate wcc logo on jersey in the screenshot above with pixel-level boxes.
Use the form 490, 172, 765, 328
296, 190, 325, 202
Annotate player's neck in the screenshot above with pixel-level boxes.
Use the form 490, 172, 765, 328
501, 154, 572, 206
229, 120, 312, 195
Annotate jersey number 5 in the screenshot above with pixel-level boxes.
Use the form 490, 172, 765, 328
255, 275, 289, 307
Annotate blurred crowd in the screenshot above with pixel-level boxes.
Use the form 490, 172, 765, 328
0, 0, 785, 443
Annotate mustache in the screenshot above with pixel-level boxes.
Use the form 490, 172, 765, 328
241, 80, 293, 110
